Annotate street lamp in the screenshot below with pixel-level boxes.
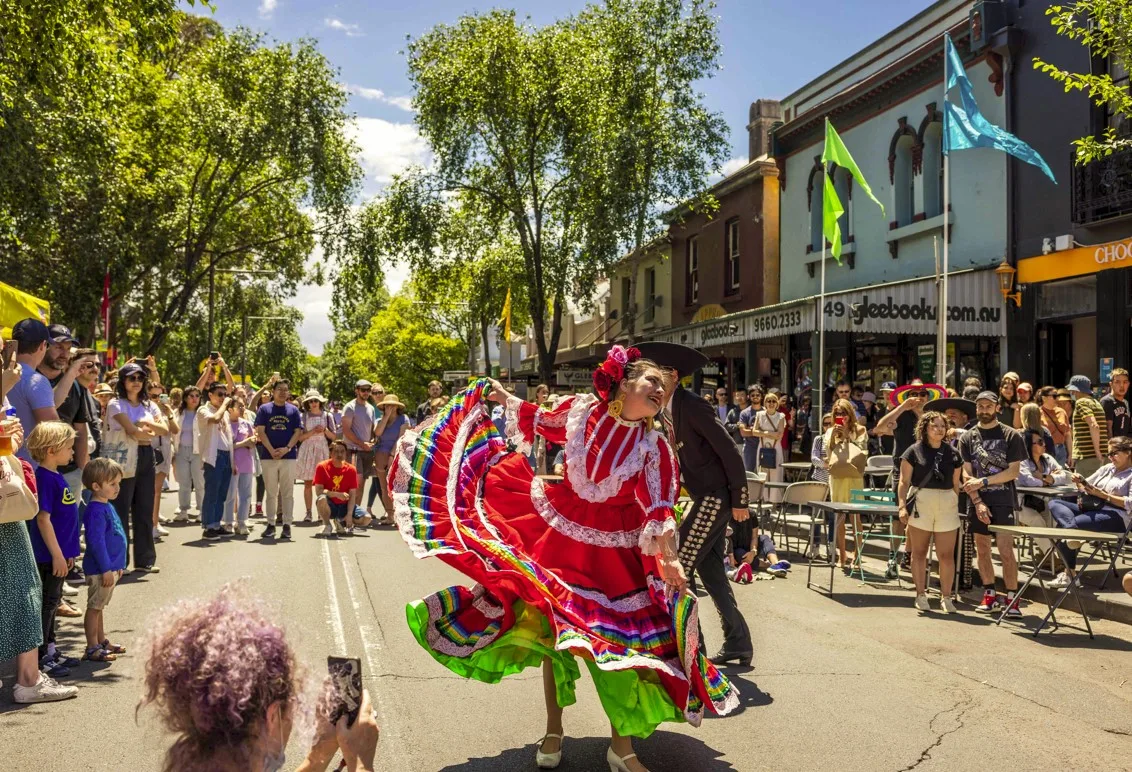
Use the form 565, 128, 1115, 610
208, 265, 278, 353
993, 259, 1022, 307
242, 314, 290, 384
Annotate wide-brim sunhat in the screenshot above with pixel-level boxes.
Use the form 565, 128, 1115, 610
376, 394, 406, 409
924, 397, 976, 421
93, 384, 114, 396
634, 342, 711, 376
301, 390, 326, 407
889, 382, 946, 406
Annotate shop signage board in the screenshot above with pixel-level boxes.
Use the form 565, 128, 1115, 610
1101, 357, 1114, 385
1019, 236, 1132, 284
650, 300, 815, 348
820, 270, 1004, 337
556, 368, 594, 388
917, 345, 936, 382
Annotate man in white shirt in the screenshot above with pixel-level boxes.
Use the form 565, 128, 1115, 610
195, 381, 232, 540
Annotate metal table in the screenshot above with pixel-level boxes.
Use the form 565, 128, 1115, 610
1015, 485, 1076, 499
781, 461, 811, 482
990, 524, 1122, 638
805, 500, 900, 595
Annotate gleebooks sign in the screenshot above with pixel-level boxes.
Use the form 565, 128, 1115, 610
820, 271, 1004, 337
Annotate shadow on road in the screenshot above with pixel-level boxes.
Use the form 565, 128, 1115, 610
439, 731, 736, 771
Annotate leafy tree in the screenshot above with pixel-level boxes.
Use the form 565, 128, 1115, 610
316, 286, 391, 402
1035, 1, 1132, 162
347, 290, 467, 407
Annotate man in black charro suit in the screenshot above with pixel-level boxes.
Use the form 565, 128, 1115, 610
637, 342, 753, 666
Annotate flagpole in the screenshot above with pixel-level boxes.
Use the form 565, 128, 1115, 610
817, 160, 827, 434
940, 38, 951, 389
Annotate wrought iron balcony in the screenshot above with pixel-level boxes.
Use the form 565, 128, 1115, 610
1072, 146, 1132, 225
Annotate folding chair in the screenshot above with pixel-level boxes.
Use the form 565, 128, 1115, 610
863, 454, 894, 491
846, 489, 904, 585
774, 481, 828, 557
1097, 516, 1132, 590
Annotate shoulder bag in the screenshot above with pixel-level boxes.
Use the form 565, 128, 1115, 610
758, 413, 779, 470
101, 426, 139, 479
0, 455, 39, 523
827, 430, 867, 479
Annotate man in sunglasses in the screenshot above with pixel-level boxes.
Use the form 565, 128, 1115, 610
342, 379, 382, 515
38, 325, 97, 493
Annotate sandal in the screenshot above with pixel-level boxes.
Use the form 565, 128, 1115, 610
85, 645, 117, 662
101, 639, 126, 655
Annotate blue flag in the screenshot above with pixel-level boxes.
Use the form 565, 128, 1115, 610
943, 34, 1056, 183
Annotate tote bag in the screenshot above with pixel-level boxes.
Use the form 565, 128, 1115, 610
0, 455, 39, 523
827, 433, 867, 479
101, 427, 139, 479
757, 413, 782, 469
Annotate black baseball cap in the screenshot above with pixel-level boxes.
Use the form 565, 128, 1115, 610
11, 318, 50, 344
47, 324, 78, 344
975, 390, 999, 404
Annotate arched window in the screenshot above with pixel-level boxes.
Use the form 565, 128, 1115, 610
809, 169, 824, 253
833, 166, 852, 242
892, 134, 916, 227
921, 117, 944, 218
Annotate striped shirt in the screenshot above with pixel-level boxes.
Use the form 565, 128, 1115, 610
1071, 397, 1108, 460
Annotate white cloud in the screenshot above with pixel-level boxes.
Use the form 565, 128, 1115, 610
345, 83, 415, 113
719, 156, 749, 178
293, 260, 412, 354
258, 0, 277, 18
324, 17, 363, 37
348, 117, 430, 186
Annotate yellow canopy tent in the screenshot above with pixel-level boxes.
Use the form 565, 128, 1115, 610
0, 281, 50, 337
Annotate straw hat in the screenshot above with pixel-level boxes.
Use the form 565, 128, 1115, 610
301, 390, 326, 407
376, 394, 405, 410
93, 383, 114, 397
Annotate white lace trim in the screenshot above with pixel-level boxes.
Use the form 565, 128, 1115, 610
444, 403, 483, 553
423, 591, 502, 656
531, 476, 643, 549
471, 585, 505, 619
537, 403, 571, 428
564, 396, 662, 504
637, 516, 677, 556
504, 395, 531, 455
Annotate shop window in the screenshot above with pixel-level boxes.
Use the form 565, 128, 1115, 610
921, 121, 944, 218
725, 218, 740, 294
620, 276, 631, 332
1107, 57, 1131, 138
1037, 275, 1097, 319
892, 134, 916, 227
809, 170, 824, 253
644, 267, 656, 324
686, 236, 699, 305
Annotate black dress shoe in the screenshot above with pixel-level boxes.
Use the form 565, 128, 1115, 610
710, 647, 753, 667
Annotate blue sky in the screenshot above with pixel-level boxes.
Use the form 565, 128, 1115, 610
201, 0, 936, 351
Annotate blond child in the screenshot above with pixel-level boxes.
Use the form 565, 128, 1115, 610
81, 458, 128, 661
26, 421, 82, 677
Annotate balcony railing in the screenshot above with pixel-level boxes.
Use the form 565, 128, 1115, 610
1071, 146, 1132, 225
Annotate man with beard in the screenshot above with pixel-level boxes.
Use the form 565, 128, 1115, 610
38, 325, 97, 493
959, 392, 1025, 617
637, 342, 753, 667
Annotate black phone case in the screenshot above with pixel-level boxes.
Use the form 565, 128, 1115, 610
327, 656, 362, 727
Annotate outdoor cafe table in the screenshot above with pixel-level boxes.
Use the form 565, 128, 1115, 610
989, 524, 1122, 638
805, 500, 900, 596
1015, 485, 1076, 500
781, 461, 811, 482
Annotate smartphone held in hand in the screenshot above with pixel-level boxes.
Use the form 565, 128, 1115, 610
327, 655, 363, 727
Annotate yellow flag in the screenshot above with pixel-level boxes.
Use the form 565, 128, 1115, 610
498, 288, 512, 341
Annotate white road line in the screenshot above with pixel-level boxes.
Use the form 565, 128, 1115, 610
321, 537, 348, 654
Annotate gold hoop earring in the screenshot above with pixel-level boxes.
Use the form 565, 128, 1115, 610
607, 398, 624, 418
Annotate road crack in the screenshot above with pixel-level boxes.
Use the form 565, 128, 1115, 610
896, 694, 975, 772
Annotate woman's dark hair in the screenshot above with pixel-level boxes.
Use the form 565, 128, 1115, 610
913, 411, 947, 444
115, 371, 152, 404
1023, 429, 1047, 455
1109, 435, 1132, 455
1038, 385, 1057, 401
178, 387, 202, 416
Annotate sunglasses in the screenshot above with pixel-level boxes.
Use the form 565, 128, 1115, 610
907, 391, 928, 398
124, 374, 144, 382
1107, 450, 1128, 458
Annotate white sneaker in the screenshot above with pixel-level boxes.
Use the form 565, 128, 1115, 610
13, 673, 78, 703
1049, 571, 1074, 589
321, 523, 334, 536
152, 526, 164, 541
173, 511, 189, 523
236, 524, 249, 536
61, 582, 79, 597
914, 594, 931, 612
940, 597, 958, 614
154, 524, 169, 537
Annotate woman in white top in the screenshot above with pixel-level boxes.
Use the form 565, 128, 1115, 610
807, 412, 834, 559
149, 382, 179, 541
107, 362, 169, 572
1016, 428, 1071, 555
751, 393, 786, 503
173, 387, 204, 521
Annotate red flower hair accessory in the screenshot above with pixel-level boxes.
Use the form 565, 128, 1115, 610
592, 345, 642, 400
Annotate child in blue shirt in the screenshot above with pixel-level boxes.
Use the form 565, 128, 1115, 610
81, 458, 128, 662
27, 421, 81, 677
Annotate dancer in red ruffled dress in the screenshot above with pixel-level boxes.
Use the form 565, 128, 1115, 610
391, 346, 738, 772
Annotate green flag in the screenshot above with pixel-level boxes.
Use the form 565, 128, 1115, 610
821, 118, 885, 259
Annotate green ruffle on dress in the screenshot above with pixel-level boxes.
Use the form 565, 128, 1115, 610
0, 522, 44, 661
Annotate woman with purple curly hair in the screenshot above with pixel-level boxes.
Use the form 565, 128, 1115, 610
139, 584, 379, 772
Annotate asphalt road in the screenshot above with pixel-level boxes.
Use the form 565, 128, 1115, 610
2, 483, 1131, 771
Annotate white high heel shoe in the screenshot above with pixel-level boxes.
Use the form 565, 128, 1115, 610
536, 734, 564, 769
607, 746, 642, 772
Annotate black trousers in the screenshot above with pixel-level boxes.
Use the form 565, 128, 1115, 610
36, 562, 65, 659
113, 445, 157, 568
678, 488, 752, 652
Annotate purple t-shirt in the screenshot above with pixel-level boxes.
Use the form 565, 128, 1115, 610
28, 466, 81, 563
230, 417, 255, 474
255, 401, 302, 460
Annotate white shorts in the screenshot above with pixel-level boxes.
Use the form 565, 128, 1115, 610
909, 488, 961, 533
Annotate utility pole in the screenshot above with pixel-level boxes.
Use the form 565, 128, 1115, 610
208, 267, 277, 357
